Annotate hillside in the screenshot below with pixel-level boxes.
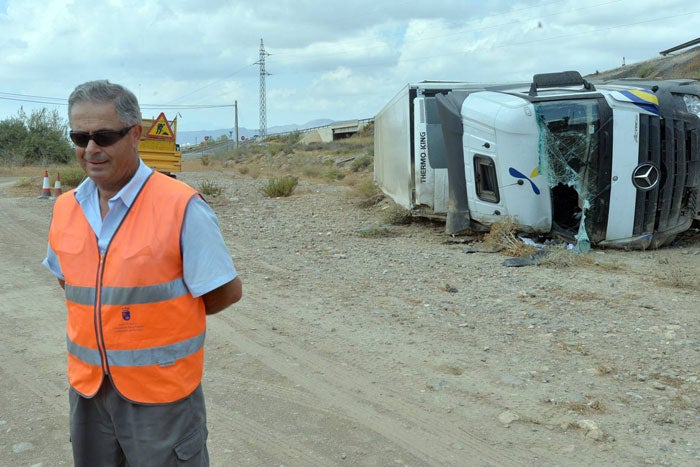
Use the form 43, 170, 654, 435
587, 45, 700, 80
178, 119, 334, 147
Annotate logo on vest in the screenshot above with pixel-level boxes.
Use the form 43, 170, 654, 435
122, 307, 131, 321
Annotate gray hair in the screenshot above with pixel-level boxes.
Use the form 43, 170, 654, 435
68, 80, 141, 126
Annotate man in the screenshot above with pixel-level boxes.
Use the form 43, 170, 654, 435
43, 80, 242, 466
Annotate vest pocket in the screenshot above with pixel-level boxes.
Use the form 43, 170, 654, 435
120, 243, 154, 260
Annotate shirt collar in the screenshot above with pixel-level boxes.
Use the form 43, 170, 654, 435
74, 159, 153, 207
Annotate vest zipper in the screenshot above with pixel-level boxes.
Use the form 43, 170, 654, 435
94, 253, 109, 374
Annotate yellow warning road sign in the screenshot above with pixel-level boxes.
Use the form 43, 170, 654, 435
145, 112, 175, 140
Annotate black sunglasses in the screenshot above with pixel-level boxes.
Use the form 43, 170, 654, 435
69, 125, 136, 148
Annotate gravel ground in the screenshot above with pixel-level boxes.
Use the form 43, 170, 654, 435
1, 170, 698, 466
184, 170, 700, 466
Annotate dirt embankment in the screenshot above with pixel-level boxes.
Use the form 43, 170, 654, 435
588, 45, 700, 80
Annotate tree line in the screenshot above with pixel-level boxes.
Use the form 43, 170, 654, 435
0, 108, 73, 165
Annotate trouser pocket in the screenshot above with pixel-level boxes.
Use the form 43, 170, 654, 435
174, 428, 209, 466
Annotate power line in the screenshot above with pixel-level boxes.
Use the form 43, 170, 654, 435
0, 93, 234, 110
0, 96, 66, 106
162, 62, 257, 105
141, 104, 235, 109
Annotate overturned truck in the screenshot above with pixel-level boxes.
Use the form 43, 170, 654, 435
374, 71, 700, 249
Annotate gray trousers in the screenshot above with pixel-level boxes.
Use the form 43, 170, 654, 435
69, 377, 209, 467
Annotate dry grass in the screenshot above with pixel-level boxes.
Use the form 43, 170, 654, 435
381, 202, 412, 225
555, 340, 590, 356
538, 244, 597, 268
655, 265, 699, 290
183, 132, 374, 187
482, 218, 538, 257
14, 177, 33, 188
348, 175, 383, 207
544, 397, 606, 415
357, 226, 400, 238
2, 163, 85, 196
594, 365, 617, 376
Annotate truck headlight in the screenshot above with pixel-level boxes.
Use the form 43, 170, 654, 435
683, 94, 700, 118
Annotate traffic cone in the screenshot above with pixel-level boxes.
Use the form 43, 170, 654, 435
52, 172, 62, 198
38, 170, 51, 199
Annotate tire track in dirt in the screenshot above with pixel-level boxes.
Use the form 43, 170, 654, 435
208, 290, 546, 466
206, 397, 339, 466
0, 195, 72, 465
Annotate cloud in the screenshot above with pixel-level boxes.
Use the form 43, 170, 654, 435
0, 0, 698, 131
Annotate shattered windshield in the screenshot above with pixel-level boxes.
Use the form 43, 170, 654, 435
535, 98, 608, 250
534, 99, 601, 197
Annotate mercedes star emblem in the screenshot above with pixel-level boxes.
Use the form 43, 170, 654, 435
631, 163, 660, 191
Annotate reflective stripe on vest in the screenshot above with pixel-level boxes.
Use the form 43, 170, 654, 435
67, 332, 205, 367
65, 277, 190, 306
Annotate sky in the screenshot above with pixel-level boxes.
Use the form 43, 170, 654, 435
0, 0, 698, 134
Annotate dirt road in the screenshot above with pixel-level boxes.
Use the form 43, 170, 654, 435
1, 173, 698, 466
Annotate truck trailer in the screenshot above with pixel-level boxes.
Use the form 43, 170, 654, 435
374, 71, 700, 249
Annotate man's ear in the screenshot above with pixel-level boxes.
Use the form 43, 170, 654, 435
131, 125, 143, 151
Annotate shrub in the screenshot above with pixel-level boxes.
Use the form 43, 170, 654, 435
357, 121, 374, 137
323, 168, 346, 181
350, 154, 373, 172
301, 164, 322, 179
58, 167, 86, 187
351, 176, 379, 197
350, 177, 383, 207
198, 179, 223, 197
637, 64, 656, 78
14, 177, 33, 188
260, 175, 298, 197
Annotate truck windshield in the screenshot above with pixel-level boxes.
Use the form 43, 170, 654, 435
534, 97, 614, 245
534, 99, 601, 197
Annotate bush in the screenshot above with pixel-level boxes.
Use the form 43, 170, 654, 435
0, 108, 72, 165
198, 179, 223, 197
14, 177, 33, 188
323, 168, 346, 181
637, 64, 656, 78
350, 154, 373, 172
58, 167, 86, 187
260, 175, 298, 197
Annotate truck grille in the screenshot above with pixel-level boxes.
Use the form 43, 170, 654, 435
635, 114, 698, 238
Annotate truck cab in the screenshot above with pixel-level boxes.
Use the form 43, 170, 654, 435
374, 72, 700, 249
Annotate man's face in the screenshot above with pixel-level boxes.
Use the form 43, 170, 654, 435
69, 101, 142, 192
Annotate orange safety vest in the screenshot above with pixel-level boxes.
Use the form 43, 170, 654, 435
49, 171, 206, 404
